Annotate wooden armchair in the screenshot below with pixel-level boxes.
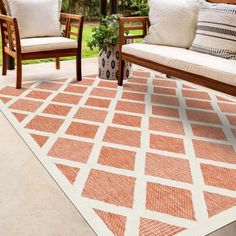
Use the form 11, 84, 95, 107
0, 1, 84, 89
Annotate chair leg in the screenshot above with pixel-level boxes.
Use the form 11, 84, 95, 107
16, 56, 22, 89
56, 57, 60, 70
118, 59, 125, 86
76, 52, 82, 81
2, 52, 8, 76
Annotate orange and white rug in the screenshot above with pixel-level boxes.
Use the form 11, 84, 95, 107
0, 70, 236, 236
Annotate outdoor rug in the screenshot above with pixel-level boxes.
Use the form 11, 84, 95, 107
0, 70, 236, 236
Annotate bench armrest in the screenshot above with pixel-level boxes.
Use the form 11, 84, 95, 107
0, 14, 21, 55
119, 16, 149, 46
60, 13, 84, 49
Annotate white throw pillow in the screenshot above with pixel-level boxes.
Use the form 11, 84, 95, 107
4, 0, 62, 16
144, 0, 200, 48
6, 0, 62, 38
190, 1, 236, 60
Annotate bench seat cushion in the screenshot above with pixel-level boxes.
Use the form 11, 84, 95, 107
21, 37, 77, 53
122, 43, 236, 86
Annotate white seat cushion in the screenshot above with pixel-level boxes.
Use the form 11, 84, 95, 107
21, 37, 77, 53
122, 43, 236, 86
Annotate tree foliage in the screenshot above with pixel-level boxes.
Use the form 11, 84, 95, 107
62, 0, 100, 20
62, 0, 148, 20
130, 0, 149, 16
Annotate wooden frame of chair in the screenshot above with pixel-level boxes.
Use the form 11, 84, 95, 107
0, 1, 84, 89
118, 0, 236, 96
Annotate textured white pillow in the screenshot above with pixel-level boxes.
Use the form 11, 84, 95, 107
6, 0, 62, 38
144, 0, 200, 48
190, 1, 236, 60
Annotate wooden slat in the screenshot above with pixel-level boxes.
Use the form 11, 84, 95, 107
21, 49, 77, 60
69, 31, 77, 37
1, 25, 7, 31
60, 12, 82, 21
124, 35, 145, 39
0, 14, 14, 22
70, 23, 79, 28
124, 26, 144, 31
120, 16, 149, 23
4, 47, 16, 57
4, 38, 9, 44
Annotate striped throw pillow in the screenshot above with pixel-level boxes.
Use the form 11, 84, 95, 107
190, 1, 236, 60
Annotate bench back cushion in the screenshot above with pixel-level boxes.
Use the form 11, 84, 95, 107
5, 0, 62, 38
144, 0, 200, 48
190, 1, 236, 59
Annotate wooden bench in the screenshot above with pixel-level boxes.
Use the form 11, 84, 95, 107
118, 0, 236, 96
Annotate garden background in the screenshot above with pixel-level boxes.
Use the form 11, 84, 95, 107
0, 0, 148, 65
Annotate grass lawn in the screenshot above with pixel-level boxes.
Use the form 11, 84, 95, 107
0, 23, 99, 65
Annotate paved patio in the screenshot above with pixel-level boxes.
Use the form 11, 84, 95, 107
0, 58, 235, 236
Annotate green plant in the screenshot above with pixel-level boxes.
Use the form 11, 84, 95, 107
130, 0, 149, 16
87, 14, 121, 51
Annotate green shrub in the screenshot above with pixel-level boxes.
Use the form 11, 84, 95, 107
130, 0, 149, 16
88, 15, 121, 51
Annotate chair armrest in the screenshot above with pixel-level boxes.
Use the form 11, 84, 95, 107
119, 16, 149, 46
60, 13, 84, 49
0, 14, 21, 54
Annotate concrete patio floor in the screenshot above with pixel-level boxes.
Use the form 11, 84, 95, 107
0, 59, 97, 236
0, 58, 235, 236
